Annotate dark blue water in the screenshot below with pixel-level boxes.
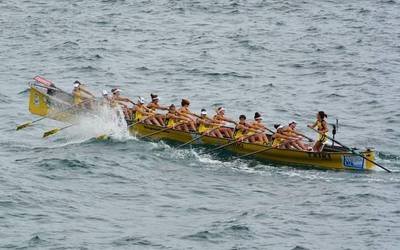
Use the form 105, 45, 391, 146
1, 0, 400, 249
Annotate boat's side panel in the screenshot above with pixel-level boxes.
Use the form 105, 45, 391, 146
129, 124, 374, 170
129, 124, 195, 142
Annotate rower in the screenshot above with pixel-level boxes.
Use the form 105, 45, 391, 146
233, 115, 253, 142
212, 107, 236, 138
110, 88, 135, 120
307, 111, 329, 152
282, 121, 310, 151
177, 99, 197, 131
72, 80, 95, 108
248, 112, 269, 144
132, 97, 160, 126
272, 125, 293, 149
196, 109, 222, 137
101, 90, 112, 106
165, 104, 187, 130
147, 94, 168, 126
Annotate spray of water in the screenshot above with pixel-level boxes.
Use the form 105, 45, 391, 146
63, 105, 132, 141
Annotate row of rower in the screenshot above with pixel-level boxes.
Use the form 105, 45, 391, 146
72, 82, 329, 152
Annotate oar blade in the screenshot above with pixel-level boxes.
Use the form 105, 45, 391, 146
96, 134, 109, 140
16, 121, 32, 130
42, 128, 60, 138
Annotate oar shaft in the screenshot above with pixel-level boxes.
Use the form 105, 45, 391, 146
238, 146, 275, 159
177, 127, 220, 148
204, 131, 263, 154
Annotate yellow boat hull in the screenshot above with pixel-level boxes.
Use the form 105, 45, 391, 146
28, 86, 376, 171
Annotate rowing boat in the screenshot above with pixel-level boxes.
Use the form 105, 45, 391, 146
25, 80, 377, 171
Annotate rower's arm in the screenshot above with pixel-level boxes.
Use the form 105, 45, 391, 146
224, 117, 238, 125
307, 121, 318, 128
80, 88, 96, 98
119, 97, 134, 104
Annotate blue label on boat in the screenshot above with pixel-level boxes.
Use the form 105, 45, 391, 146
342, 155, 364, 169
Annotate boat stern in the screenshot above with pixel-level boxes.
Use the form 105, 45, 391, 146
362, 148, 376, 171
29, 86, 50, 116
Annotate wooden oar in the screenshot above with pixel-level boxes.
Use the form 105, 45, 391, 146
137, 122, 185, 140
176, 126, 220, 149
308, 127, 391, 173
43, 124, 75, 138
16, 98, 92, 130
204, 131, 264, 154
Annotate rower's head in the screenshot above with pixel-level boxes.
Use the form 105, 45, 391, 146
200, 108, 207, 117
239, 114, 246, 124
254, 112, 262, 122
151, 93, 159, 103
73, 80, 81, 89
317, 111, 327, 121
169, 104, 176, 112
217, 107, 225, 115
289, 120, 297, 129
137, 97, 145, 105
111, 88, 121, 96
276, 124, 284, 132
181, 99, 190, 107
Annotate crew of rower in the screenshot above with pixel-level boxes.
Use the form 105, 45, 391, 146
72, 82, 329, 152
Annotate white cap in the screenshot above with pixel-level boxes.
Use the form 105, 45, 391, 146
152, 96, 159, 101
217, 107, 225, 113
289, 120, 297, 125
138, 97, 145, 104
201, 109, 207, 115
73, 83, 79, 88
102, 90, 108, 96
277, 125, 284, 130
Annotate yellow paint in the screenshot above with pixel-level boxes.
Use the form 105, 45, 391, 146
29, 87, 49, 116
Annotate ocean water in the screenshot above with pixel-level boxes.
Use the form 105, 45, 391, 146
1, 0, 400, 249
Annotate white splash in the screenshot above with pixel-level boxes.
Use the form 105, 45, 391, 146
64, 105, 132, 141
